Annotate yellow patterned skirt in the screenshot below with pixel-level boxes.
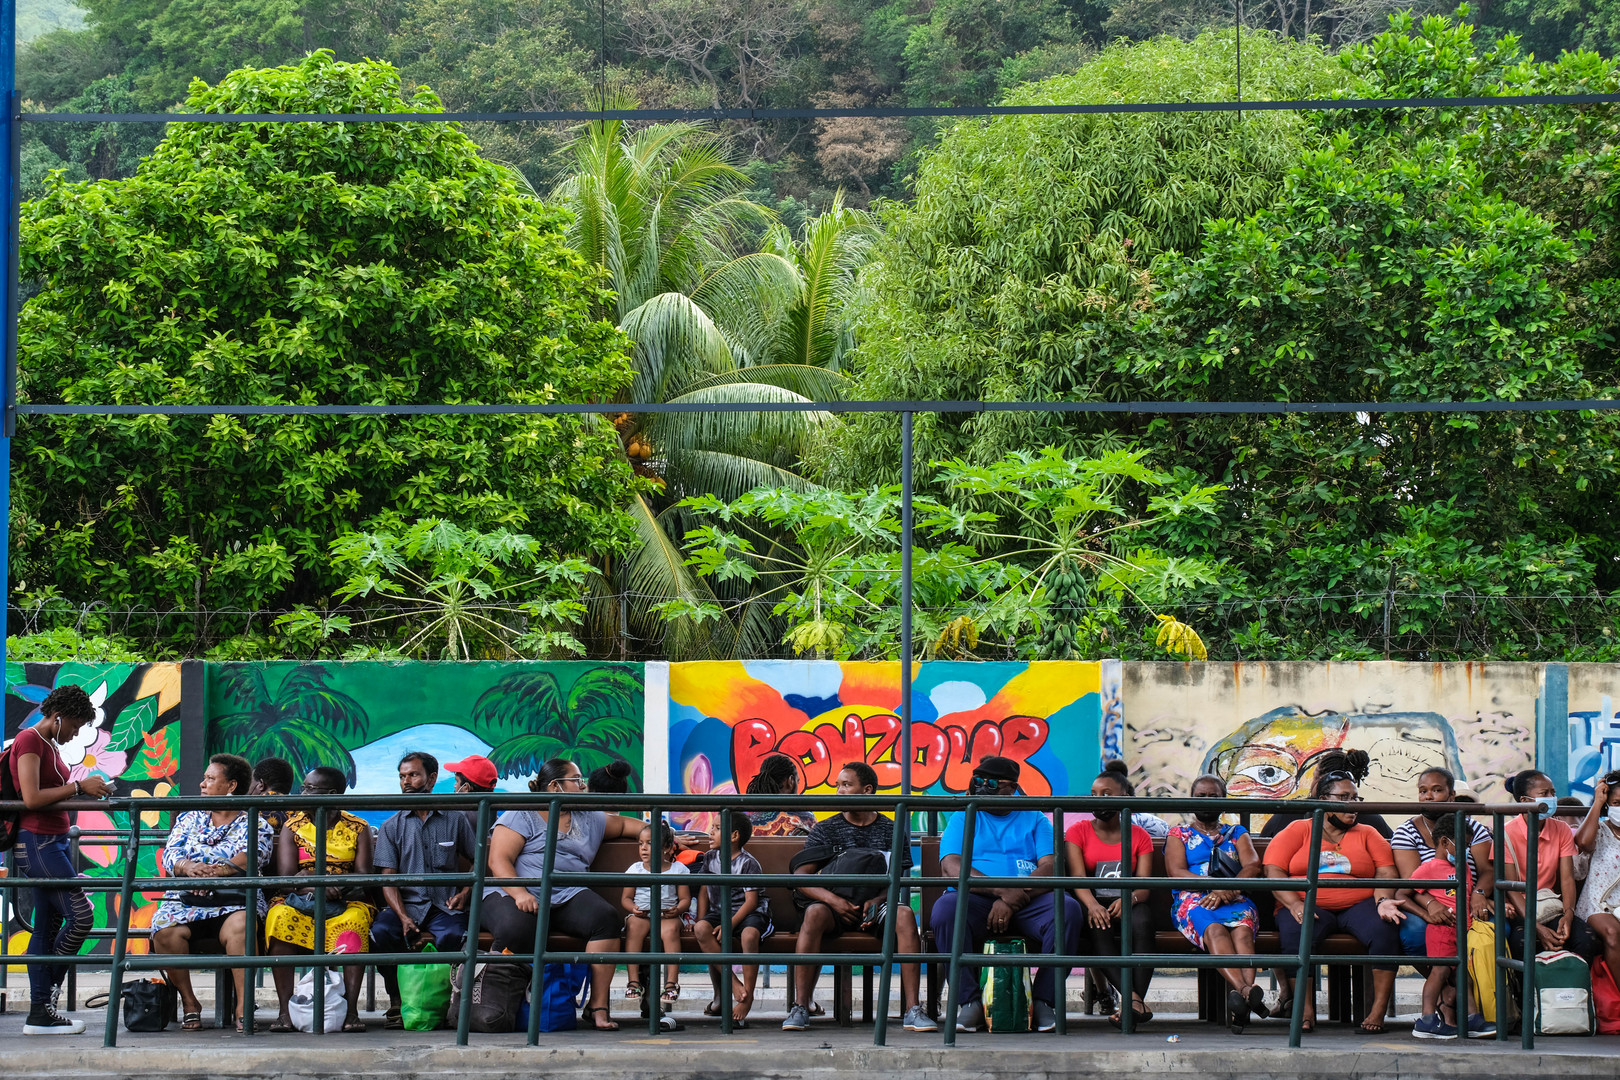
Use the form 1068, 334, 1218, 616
264, 899, 377, 953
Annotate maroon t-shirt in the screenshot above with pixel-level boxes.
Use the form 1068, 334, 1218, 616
8, 727, 71, 834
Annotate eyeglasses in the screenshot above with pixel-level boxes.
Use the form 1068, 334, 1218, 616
555, 776, 588, 788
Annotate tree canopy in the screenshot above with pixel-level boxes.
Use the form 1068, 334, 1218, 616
14, 52, 641, 655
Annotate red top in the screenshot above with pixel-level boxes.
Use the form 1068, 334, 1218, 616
8, 727, 71, 835
1065, 819, 1154, 872
1411, 856, 1469, 911
1263, 818, 1394, 911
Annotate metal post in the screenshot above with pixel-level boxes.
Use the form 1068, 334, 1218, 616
872, 801, 906, 1046
719, 807, 734, 1034
1052, 807, 1066, 1037
1493, 812, 1507, 1041
524, 798, 561, 1046
101, 812, 141, 1047
1287, 808, 1325, 1047
899, 409, 913, 796
648, 810, 663, 1036
312, 807, 327, 1036
0, 0, 17, 827
1119, 800, 1133, 1034
242, 806, 260, 1036
1234, 0, 1242, 124
941, 801, 977, 1046
1522, 815, 1537, 1050
454, 796, 492, 1046
1454, 808, 1469, 1039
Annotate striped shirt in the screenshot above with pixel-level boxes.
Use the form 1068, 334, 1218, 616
375, 808, 477, 921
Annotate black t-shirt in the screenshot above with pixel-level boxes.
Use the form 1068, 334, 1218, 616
802, 813, 913, 873
1260, 810, 1393, 840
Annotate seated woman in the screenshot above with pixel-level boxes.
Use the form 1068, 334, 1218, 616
744, 754, 817, 838
149, 753, 274, 1031
264, 767, 377, 1033
1164, 773, 1264, 1034
1574, 771, 1620, 978
1501, 769, 1597, 960
1263, 750, 1404, 1034
481, 757, 645, 1031
1066, 760, 1155, 1028
1391, 767, 1496, 959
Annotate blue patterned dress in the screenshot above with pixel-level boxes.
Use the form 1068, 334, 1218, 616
150, 810, 275, 930
1169, 822, 1259, 948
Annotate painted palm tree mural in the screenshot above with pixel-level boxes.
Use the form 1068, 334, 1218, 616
475, 665, 642, 782
208, 664, 371, 784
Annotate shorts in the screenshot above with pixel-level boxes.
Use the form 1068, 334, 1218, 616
627, 910, 696, 931
701, 910, 774, 938
183, 912, 235, 954
804, 899, 903, 936
1426, 922, 1458, 957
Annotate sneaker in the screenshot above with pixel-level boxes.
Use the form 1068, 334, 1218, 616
24, 1004, 86, 1036
955, 999, 985, 1032
1033, 1000, 1058, 1033
1411, 1012, 1458, 1040
903, 1005, 938, 1032
782, 1004, 811, 1031
1465, 1013, 1496, 1039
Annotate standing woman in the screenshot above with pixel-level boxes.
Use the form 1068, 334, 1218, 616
7, 685, 109, 1035
1164, 774, 1265, 1033
1264, 761, 1404, 1033
1066, 760, 1156, 1027
482, 758, 645, 1031
1390, 768, 1496, 958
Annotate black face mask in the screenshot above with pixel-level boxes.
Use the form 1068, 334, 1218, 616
1193, 809, 1222, 824
1093, 808, 1120, 824
1421, 806, 1449, 823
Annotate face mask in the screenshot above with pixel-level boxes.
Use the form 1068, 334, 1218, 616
1193, 809, 1222, 824
1607, 808, 1620, 828
1534, 796, 1558, 819
1093, 809, 1120, 824
1422, 806, 1448, 823
1444, 851, 1456, 865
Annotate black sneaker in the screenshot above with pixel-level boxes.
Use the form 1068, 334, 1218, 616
24, 1004, 86, 1035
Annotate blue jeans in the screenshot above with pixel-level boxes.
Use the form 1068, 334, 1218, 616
929, 890, 1083, 1006
1399, 911, 1429, 957
371, 906, 468, 1002
12, 830, 95, 1008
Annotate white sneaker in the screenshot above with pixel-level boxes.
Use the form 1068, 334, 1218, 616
24, 1004, 86, 1035
955, 1000, 985, 1032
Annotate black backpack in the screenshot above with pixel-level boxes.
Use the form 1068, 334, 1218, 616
791, 847, 891, 910
0, 742, 22, 850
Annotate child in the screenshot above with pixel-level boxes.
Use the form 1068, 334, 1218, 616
694, 815, 772, 1026
1402, 814, 1495, 1040
622, 823, 691, 1004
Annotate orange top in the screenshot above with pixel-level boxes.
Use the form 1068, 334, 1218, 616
1263, 818, 1395, 910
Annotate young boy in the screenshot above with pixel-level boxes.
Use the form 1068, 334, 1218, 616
694, 816, 772, 1025
1402, 814, 1496, 1040
622, 823, 691, 1004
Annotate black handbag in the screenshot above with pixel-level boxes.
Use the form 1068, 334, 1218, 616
174, 890, 249, 908
1208, 845, 1245, 879
122, 978, 178, 1032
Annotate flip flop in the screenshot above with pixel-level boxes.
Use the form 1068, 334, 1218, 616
342, 1018, 367, 1033
583, 1007, 619, 1031
269, 1019, 296, 1033
180, 1012, 204, 1032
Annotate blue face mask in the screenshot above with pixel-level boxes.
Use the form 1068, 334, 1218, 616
1534, 796, 1558, 819
1444, 851, 1456, 865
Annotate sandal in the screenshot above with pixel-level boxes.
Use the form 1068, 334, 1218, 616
584, 1006, 619, 1031
1300, 1018, 1316, 1034
342, 1018, 368, 1033
661, 984, 681, 1004
383, 1008, 403, 1030
1358, 1018, 1385, 1034
625, 981, 645, 1000
181, 1011, 204, 1032
269, 1019, 296, 1033
705, 999, 722, 1017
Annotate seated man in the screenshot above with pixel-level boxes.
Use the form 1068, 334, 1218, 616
783, 762, 935, 1033
371, 751, 478, 1029
929, 755, 1082, 1033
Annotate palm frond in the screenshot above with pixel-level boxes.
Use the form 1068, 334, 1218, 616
212, 665, 271, 712
690, 252, 805, 365
661, 448, 815, 502
261, 720, 361, 787
620, 292, 737, 404
472, 671, 566, 745
275, 665, 371, 739
488, 732, 573, 779
680, 364, 850, 401
621, 493, 730, 661
565, 666, 644, 721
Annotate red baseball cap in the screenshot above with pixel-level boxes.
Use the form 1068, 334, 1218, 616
445, 755, 498, 789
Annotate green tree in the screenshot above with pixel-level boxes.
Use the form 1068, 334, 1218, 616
208, 663, 371, 783
14, 53, 642, 656
813, 31, 1346, 489
553, 119, 865, 658
472, 666, 643, 780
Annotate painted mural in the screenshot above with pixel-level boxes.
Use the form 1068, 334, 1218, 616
1122, 662, 1539, 807
204, 661, 645, 825
1569, 664, 1620, 800
4, 661, 187, 958
668, 660, 1115, 828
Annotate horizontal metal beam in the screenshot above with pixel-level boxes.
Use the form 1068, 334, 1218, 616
20, 91, 1620, 124
17, 399, 1620, 417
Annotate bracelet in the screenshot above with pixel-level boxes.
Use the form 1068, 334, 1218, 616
73, 780, 81, 796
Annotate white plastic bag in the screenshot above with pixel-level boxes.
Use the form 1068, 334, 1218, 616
288, 968, 346, 1033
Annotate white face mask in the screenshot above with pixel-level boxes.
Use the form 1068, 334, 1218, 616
1607, 807, 1620, 829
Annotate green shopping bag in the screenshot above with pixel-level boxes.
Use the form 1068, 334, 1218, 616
982, 939, 1031, 1033
400, 943, 454, 1031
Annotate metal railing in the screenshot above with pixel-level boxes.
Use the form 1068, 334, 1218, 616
0, 792, 1543, 1048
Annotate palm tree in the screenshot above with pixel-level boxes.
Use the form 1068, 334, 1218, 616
474, 666, 643, 782
207, 664, 371, 784
552, 118, 877, 658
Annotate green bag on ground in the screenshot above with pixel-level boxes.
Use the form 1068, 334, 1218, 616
982, 939, 1031, 1033
400, 943, 454, 1031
